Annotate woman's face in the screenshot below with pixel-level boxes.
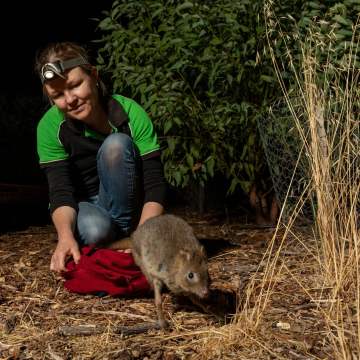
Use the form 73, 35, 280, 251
44, 66, 99, 123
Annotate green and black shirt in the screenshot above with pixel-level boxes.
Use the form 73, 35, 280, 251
37, 94, 166, 214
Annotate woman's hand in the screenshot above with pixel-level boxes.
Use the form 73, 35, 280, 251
51, 206, 80, 273
50, 236, 81, 273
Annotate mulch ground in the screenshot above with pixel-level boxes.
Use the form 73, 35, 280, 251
0, 209, 333, 359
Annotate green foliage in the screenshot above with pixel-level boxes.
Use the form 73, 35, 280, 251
94, 0, 359, 195
299, 0, 360, 70
267, 0, 360, 83
260, 0, 360, 218
95, 0, 278, 193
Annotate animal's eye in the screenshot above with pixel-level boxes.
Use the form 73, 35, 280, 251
187, 272, 194, 280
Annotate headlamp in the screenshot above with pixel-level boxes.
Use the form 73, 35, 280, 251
40, 57, 90, 83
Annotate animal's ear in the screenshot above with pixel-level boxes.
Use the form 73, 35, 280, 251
179, 250, 191, 261
200, 245, 207, 257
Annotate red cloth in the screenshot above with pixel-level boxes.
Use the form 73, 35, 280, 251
63, 246, 150, 297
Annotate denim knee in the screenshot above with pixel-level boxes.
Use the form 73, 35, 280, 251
97, 133, 135, 165
77, 202, 115, 245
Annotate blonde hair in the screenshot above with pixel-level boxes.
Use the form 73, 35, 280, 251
35, 42, 91, 75
34, 41, 108, 101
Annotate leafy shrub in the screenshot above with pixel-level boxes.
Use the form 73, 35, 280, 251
95, 0, 278, 193
94, 0, 359, 198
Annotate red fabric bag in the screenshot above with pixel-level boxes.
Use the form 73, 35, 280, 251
63, 246, 150, 297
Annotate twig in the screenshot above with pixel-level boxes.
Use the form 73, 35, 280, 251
0, 253, 16, 261
62, 308, 153, 322
59, 324, 103, 336
59, 322, 161, 337
113, 322, 162, 335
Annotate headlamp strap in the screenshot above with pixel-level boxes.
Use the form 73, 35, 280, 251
59, 57, 89, 72
40, 57, 90, 83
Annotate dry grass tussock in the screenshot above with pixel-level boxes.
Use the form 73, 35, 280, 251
263, 2, 359, 358
193, 4, 360, 359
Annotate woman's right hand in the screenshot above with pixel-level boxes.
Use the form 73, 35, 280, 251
50, 236, 81, 273
50, 206, 80, 273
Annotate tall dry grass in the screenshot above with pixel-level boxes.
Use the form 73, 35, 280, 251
265, 5, 360, 356
191, 3, 360, 359
292, 51, 359, 359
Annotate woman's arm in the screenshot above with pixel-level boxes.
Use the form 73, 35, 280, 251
139, 154, 167, 227
50, 205, 81, 272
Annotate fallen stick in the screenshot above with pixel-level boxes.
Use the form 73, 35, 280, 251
114, 322, 162, 335
59, 322, 161, 337
59, 324, 102, 336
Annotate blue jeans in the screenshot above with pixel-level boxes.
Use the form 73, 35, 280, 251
76, 133, 141, 246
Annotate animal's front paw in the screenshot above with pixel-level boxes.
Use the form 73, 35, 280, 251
158, 318, 169, 330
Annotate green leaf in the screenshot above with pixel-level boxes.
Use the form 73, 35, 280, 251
194, 73, 203, 89
174, 171, 182, 186
260, 75, 275, 83
336, 28, 354, 37
186, 153, 194, 168
206, 157, 215, 177
333, 15, 352, 27
176, 2, 194, 12
308, 1, 322, 9
152, 8, 163, 19
164, 120, 172, 134
210, 37, 223, 46
167, 138, 176, 153
228, 178, 239, 194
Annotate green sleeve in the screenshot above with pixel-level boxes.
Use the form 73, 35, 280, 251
113, 95, 160, 157
37, 106, 68, 164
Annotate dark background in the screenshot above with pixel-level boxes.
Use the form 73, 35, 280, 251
0, 1, 114, 230
0, 1, 113, 94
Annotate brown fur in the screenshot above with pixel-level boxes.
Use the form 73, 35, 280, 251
131, 214, 209, 328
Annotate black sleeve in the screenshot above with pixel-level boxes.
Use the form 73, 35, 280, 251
41, 161, 78, 214
142, 155, 167, 207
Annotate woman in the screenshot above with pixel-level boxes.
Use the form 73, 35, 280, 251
35, 42, 166, 273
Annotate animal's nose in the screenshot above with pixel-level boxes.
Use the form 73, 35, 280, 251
199, 287, 209, 299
